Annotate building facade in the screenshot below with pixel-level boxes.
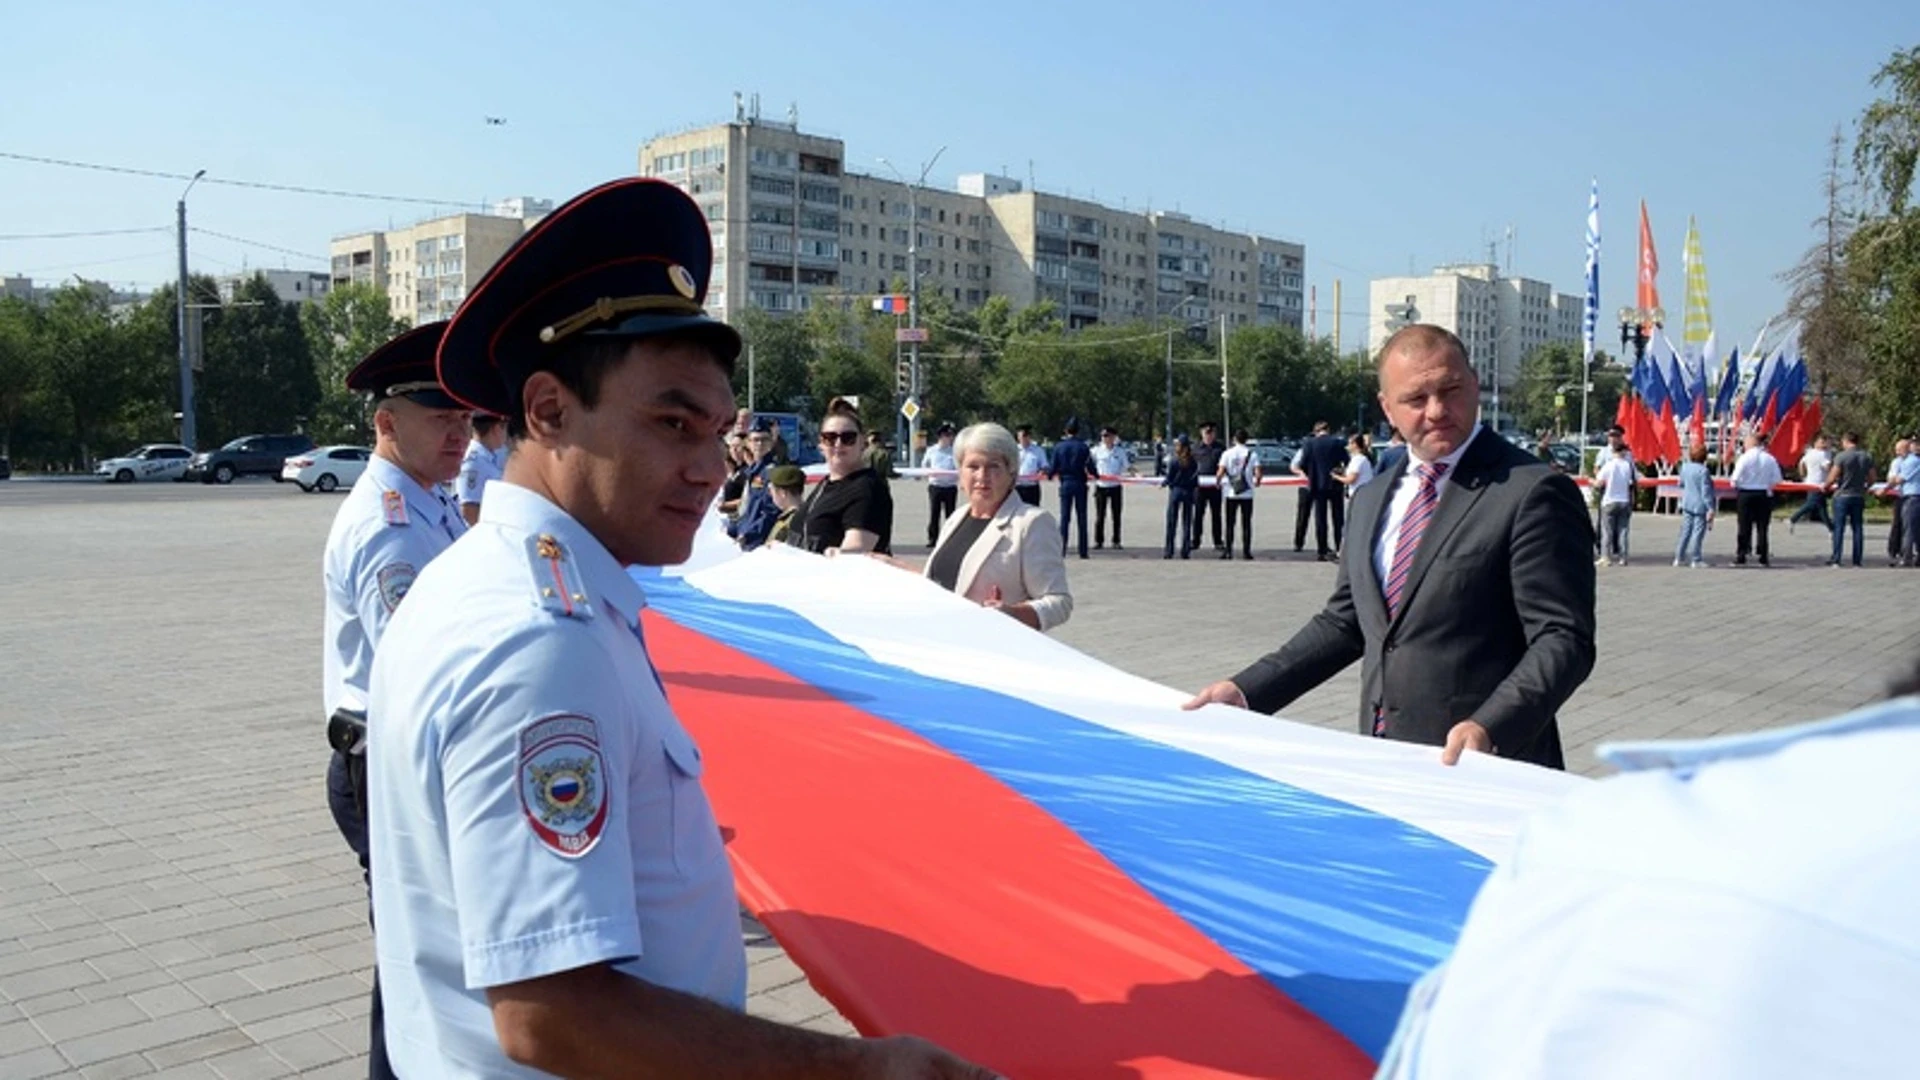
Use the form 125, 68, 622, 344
329, 198, 551, 325
1369, 263, 1585, 419
637, 114, 1305, 333
214, 269, 331, 306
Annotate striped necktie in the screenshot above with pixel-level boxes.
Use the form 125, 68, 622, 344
1383, 462, 1449, 618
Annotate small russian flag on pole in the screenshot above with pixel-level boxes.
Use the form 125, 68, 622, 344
872, 295, 909, 314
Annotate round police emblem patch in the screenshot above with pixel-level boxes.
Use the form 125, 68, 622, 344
518, 714, 610, 858
375, 562, 417, 613
667, 263, 699, 300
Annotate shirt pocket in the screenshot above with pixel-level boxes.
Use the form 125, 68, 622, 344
661, 722, 721, 876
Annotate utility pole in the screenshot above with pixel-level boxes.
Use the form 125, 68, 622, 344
1164, 329, 1174, 449
1219, 311, 1230, 437
176, 169, 205, 449
878, 148, 945, 459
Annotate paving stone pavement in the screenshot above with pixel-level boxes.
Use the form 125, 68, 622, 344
0, 479, 1913, 1075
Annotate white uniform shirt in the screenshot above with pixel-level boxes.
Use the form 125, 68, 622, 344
367, 482, 744, 1077
921, 443, 958, 488
1731, 446, 1784, 492
1219, 444, 1258, 500
322, 453, 466, 720
1343, 452, 1375, 493
1376, 695, 1920, 1080
1091, 442, 1131, 488
455, 438, 504, 507
1016, 442, 1049, 483
1372, 427, 1481, 587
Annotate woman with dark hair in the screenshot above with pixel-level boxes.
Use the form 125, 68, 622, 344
1162, 434, 1199, 559
792, 400, 893, 555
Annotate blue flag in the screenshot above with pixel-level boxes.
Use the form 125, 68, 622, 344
1712, 347, 1741, 419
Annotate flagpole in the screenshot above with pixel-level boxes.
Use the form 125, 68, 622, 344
1580, 180, 1600, 466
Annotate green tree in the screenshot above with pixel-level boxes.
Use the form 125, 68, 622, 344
1784, 128, 1872, 437
1513, 342, 1624, 437
39, 284, 140, 465
303, 283, 408, 445
197, 275, 320, 444
731, 308, 814, 415
1848, 44, 1920, 445
0, 297, 44, 457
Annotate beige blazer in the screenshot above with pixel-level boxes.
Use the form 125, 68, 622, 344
925, 494, 1074, 631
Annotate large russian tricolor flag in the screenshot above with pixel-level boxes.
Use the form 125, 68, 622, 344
635, 522, 1584, 1078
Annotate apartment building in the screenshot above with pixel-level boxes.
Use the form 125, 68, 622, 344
329, 198, 552, 324
638, 110, 1305, 332
1369, 263, 1585, 406
214, 269, 331, 306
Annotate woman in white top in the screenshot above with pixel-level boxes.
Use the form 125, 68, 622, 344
921, 422, 1074, 631
1339, 434, 1376, 497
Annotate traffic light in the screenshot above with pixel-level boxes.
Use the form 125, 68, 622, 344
896, 361, 910, 394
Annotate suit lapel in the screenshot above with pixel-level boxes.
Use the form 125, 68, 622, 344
953, 497, 1017, 598
1350, 457, 1404, 626
1387, 429, 1496, 632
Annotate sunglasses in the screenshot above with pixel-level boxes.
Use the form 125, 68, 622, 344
820, 430, 861, 446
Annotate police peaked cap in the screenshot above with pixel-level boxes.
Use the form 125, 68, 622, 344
344, 321, 464, 410
437, 178, 743, 419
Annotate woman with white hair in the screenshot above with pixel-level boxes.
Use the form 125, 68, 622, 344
923, 422, 1074, 631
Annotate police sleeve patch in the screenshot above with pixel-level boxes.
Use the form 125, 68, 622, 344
375, 562, 418, 612
519, 714, 610, 858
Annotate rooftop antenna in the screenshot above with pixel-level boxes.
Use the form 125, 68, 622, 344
734, 91, 744, 123
788, 101, 798, 128
1505, 223, 1515, 275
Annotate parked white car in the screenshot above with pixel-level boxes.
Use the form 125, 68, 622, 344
95, 444, 194, 482
282, 446, 372, 493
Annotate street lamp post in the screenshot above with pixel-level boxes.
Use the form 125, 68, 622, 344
176, 169, 206, 450
877, 147, 946, 461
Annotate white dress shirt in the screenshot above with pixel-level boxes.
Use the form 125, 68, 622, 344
1372, 427, 1482, 589
1091, 443, 1130, 488
1730, 447, 1784, 492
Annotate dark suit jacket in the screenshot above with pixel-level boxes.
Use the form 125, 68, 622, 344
1231, 427, 1596, 769
1301, 435, 1348, 493
1049, 437, 1095, 491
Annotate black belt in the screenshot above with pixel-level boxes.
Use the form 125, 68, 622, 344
328, 708, 368, 754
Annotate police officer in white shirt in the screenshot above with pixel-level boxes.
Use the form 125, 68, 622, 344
1730, 430, 1785, 566
455, 412, 509, 525
320, 320, 471, 1080
1376, 667, 1920, 1080
1091, 426, 1131, 550
365, 178, 991, 1079
921, 421, 959, 547
1014, 424, 1048, 507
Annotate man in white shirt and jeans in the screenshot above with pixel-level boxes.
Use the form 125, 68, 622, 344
1731, 431, 1785, 567
1788, 433, 1833, 534
1091, 426, 1131, 551
1597, 442, 1636, 566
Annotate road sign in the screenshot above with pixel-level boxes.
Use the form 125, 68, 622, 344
895, 327, 930, 344
900, 397, 921, 421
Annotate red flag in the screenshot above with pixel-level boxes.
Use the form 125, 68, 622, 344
1770, 401, 1803, 471
1637, 201, 1661, 331
1688, 400, 1707, 453
1657, 399, 1682, 465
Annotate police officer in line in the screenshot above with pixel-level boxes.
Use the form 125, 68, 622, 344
320, 320, 472, 1080
364, 178, 993, 1078
455, 412, 509, 526
726, 418, 781, 550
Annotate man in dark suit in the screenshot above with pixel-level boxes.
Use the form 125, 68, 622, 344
1299, 421, 1349, 561
1184, 325, 1596, 768
1049, 418, 1097, 559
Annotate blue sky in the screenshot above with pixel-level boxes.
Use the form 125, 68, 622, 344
3, 0, 1912, 355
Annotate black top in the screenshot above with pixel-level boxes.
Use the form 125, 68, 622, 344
1191, 440, 1225, 476
722, 461, 751, 505
926, 513, 992, 591
1301, 434, 1348, 491
1164, 457, 1200, 492
795, 467, 893, 554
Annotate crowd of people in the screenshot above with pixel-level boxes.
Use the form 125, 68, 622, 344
310, 174, 1914, 1078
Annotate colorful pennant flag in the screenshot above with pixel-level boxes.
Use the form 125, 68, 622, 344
1583, 181, 1600, 365
872, 295, 910, 314
1637, 201, 1661, 330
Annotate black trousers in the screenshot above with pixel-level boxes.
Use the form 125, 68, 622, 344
1015, 483, 1042, 507
1736, 490, 1774, 562
1309, 489, 1345, 556
1293, 489, 1312, 550
1165, 491, 1194, 557
1226, 497, 1254, 557
1892, 496, 1908, 561
927, 485, 957, 546
327, 751, 398, 1080
1094, 486, 1124, 546
1058, 487, 1089, 557
1192, 487, 1225, 549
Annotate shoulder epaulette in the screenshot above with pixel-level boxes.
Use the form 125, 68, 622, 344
528, 532, 593, 621
382, 489, 410, 526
